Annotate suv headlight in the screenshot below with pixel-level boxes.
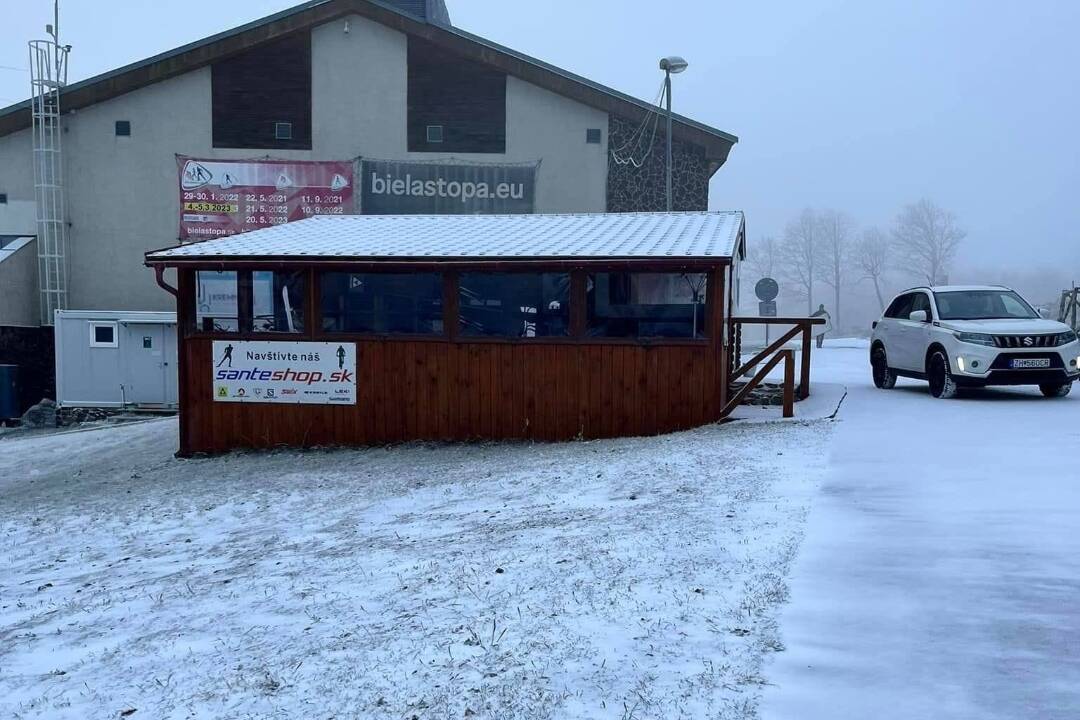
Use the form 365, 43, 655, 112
955, 331, 996, 347
1056, 330, 1078, 346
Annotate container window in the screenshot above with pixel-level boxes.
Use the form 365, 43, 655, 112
253, 270, 306, 333
195, 271, 239, 332
89, 321, 118, 348
459, 273, 570, 338
587, 272, 708, 339
321, 272, 443, 335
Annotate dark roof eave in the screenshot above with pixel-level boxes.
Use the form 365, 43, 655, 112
145, 255, 734, 267
0, 0, 737, 163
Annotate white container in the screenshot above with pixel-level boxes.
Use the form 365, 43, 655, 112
54, 310, 178, 408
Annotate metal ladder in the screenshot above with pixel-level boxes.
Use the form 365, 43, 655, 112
28, 37, 70, 326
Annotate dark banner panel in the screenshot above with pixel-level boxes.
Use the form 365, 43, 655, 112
360, 159, 538, 215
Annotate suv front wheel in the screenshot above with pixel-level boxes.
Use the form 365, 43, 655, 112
871, 345, 897, 389
1039, 381, 1073, 398
927, 350, 958, 399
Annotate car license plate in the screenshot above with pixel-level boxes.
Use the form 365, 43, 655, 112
1011, 358, 1051, 369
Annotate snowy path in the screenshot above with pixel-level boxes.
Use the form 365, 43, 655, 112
1, 414, 830, 719
761, 343, 1080, 719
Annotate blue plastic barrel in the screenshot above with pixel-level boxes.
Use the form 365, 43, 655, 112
0, 365, 19, 420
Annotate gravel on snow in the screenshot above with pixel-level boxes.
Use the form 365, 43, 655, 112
0, 416, 830, 719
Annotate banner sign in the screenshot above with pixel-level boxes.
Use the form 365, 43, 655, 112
360, 158, 537, 215
212, 341, 356, 405
178, 156, 354, 241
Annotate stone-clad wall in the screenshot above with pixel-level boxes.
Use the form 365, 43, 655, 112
606, 114, 710, 213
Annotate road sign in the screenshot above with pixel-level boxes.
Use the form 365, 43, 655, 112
759, 300, 777, 317
755, 277, 779, 302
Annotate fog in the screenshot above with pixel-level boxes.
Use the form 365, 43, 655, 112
2, 0, 1077, 326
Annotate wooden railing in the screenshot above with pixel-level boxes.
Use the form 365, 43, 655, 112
722, 316, 826, 419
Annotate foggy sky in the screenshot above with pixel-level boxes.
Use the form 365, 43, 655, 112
3, 0, 1078, 274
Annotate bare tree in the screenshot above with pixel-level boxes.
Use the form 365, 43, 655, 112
892, 199, 966, 285
815, 209, 856, 328
855, 227, 890, 310
779, 209, 818, 314
745, 235, 779, 282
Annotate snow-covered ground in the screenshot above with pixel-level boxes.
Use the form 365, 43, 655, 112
760, 339, 1080, 719
1, 407, 831, 719
7, 340, 1074, 719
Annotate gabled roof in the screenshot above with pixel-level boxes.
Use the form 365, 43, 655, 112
145, 211, 746, 263
0, 0, 737, 168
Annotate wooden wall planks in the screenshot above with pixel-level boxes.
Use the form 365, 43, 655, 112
179, 338, 726, 454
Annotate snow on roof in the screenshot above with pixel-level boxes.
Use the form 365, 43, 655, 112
146, 212, 746, 262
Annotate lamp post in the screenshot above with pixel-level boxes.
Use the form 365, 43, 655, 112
659, 56, 688, 212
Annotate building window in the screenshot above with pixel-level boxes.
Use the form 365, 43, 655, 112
459, 273, 570, 338
115, 120, 131, 137
407, 37, 506, 153
195, 271, 239, 332
253, 270, 306, 333
0, 193, 7, 204
586, 128, 602, 144
321, 272, 443, 335
212, 33, 312, 150
274, 122, 293, 140
89, 321, 118, 348
587, 272, 708, 339
426, 124, 444, 143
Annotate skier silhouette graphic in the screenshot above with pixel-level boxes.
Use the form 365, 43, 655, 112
336, 345, 346, 369
217, 344, 235, 368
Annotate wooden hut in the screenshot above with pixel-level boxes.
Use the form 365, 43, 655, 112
146, 211, 756, 455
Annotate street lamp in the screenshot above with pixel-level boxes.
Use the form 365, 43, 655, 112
659, 56, 688, 212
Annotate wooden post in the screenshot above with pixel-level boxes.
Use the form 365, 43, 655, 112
237, 271, 253, 334
306, 268, 319, 338
783, 349, 795, 418
175, 269, 193, 457
569, 271, 587, 338
800, 322, 812, 400
713, 266, 728, 414
443, 272, 459, 341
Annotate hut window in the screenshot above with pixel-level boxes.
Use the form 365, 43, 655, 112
459, 273, 570, 338
587, 272, 708, 339
195, 271, 240, 333
252, 271, 306, 333
320, 272, 443, 335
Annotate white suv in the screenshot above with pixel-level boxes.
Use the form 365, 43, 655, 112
870, 285, 1080, 398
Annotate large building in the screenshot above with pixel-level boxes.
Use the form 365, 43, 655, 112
0, 0, 737, 413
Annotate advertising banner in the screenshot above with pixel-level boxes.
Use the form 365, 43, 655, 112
178, 156, 354, 241
212, 341, 356, 405
360, 158, 537, 215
